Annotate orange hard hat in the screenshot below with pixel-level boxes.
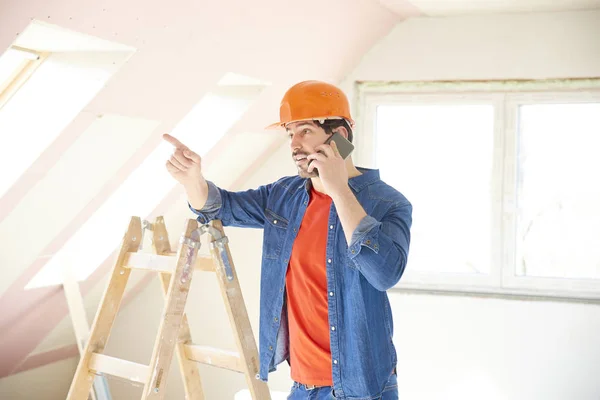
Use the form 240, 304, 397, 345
266, 80, 354, 130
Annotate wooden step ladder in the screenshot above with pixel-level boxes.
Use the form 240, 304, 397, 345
66, 216, 271, 400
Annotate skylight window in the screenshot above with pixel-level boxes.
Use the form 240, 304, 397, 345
0, 46, 44, 108
25, 83, 264, 289
0, 50, 121, 199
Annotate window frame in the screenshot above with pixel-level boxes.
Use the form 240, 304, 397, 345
356, 79, 600, 300
0, 46, 47, 110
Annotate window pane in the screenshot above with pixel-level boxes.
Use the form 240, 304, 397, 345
516, 103, 600, 279
376, 104, 494, 274
0, 48, 27, 88
25, 88, 260, 289
0, 53, 112, 198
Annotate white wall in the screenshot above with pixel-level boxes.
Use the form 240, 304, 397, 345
338, 9, 600, 400
343, 9, 600, 85
391, 293, 600, 400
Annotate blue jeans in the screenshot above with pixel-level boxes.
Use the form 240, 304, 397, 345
287, 373, 398, 400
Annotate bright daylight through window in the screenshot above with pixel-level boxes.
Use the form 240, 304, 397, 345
361, 84, 600, 299
26, 84, 264, 289
516, 103, 600, 280
376, 104, 494, 276
0, 48, 114, 199
0, 46, 43, 107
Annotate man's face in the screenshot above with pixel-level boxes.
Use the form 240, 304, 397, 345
287, 121, 329, 178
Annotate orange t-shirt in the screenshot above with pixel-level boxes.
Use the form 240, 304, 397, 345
285, 188, 333, 386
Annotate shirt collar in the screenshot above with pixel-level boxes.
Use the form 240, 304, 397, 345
348, 167, 380, 193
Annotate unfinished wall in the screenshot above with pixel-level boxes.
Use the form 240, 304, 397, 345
341, 9, 600, 89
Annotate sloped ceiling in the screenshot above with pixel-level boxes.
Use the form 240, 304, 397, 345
0, 0, 411, 379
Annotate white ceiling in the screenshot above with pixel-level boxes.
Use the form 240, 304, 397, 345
381, 0, 600, 16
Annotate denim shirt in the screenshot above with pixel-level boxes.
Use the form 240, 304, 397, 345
189, 167, 412, 400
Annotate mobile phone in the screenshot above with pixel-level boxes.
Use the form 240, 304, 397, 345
324, 131, 354, 159
308, 132, 355, 175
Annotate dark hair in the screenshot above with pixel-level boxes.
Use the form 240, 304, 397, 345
315, 119, 353, 143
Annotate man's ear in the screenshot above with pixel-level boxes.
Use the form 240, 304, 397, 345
333, 126, 349, 140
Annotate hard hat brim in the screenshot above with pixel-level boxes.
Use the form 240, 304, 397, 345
265, 116, 354, 131
264, 121, 284, 130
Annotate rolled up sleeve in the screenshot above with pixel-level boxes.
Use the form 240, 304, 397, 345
347, 202, 412, 291
188, 181, 222, 224
189, 180, 273, 228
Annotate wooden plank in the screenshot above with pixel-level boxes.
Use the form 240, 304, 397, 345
142, 218, 200, 399
62, 264, 112, 400
66, 217, 142, 400
89, 353, 149, 384
194, 256, 215, 272
167, 251, 214, 272
208, 221, 271, 400
0, 49, 47, 109
123, 253, 175, 273
152, 217, 204, 400
124, 252, 213, 273
184, 345, 243, 373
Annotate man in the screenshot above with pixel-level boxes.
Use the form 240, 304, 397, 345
164, 81, 412, 399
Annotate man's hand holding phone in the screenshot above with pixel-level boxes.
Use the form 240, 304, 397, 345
307, 136, 352, 198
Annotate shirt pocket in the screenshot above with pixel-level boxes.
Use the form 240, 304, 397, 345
264, 208, 289, 259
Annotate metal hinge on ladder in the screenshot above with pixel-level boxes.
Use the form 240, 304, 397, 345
198, 224, 234, 281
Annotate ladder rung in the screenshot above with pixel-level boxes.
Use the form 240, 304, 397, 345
175, 252, 215, 272
184, 344, 243, 373
89, 353, 149, 384
123, 252, 214, 273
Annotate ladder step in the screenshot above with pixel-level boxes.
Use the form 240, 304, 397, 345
89, 353, 149, 384
123, 252, 214, 273
184, 345, 243, 373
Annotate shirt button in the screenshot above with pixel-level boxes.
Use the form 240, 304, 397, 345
274, 317, 278, 322
329, 292, 334, 296
327, 259, 332, 263
269, 346, 273, 350
255, 374, 260, 380
366, 240, 371, 245
351, 249, 356, 254
273, 220, 278, 224
333, 360, 338, 364
331, 326, 336, 331
329, 225, 334, 230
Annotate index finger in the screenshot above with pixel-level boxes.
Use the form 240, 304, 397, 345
315, 142, 336, 158
329, 140, 341, 157
163, 133, 187, 149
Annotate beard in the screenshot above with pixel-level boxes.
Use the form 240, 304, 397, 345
293, 152, 318, 178
297, 164, 318, 178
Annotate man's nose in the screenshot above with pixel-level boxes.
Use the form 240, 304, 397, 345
290, 135, 301, 152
